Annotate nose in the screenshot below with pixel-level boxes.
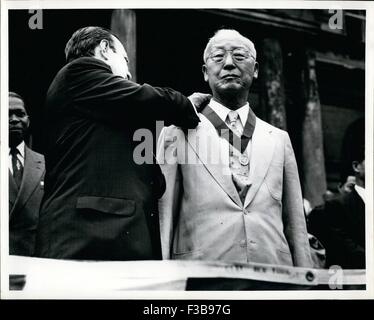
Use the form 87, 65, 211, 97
222, 53, 235, 69
9, 114, 19, 123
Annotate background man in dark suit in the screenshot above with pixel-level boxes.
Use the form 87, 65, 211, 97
35, 26, 209, 261
308, 118, 365, 269
9, 92, 45, 256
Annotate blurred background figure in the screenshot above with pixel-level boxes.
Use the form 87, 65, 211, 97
303, 198, 326, 269
308, 117, 365, 269
9, 92, 45, 256
338, 175, 356, 195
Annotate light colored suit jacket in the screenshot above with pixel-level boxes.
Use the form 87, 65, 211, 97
9, 146, 45, 256
157, 112, 313, 267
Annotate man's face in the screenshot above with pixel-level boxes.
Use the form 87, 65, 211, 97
339, 175, 356, 195
9, 96, 29, 146
353, 159, 365, 186
202, 34, 258, 98
106, 36, 132, 80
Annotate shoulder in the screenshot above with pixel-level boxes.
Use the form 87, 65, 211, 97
255, 118, 289, 140
323, 193, 348, 217
25, 146, 45, 163
54, 57, 112, 82
256, 118, 285, 133
66, 57, 111, 72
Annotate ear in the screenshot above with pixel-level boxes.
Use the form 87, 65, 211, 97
253, 61, 259, 79
352, 161, 360, 173
202, 64, 209, 82
98, 39, 111, 60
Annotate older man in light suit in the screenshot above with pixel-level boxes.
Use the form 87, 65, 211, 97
157, 29, 312, 267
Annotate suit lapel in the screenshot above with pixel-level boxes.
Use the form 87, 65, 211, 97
9, 170, 18, 215
186, 115, 243, 208
244, 119, 275, 208
10, 147, 44, 220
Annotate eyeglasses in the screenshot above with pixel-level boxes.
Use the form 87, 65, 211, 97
207, 49, 255, 64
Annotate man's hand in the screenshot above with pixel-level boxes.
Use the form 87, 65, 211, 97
188, 92, 212, 113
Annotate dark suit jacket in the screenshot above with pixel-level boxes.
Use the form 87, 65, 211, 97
35, 57, 199, 260
308, 189, 365, 269
9, 146, 45, 256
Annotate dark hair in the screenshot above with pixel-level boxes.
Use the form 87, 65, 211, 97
64, 26, 118, 62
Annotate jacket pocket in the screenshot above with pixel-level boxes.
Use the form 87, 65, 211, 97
265, 162, 284, 200
76, 196, 136, 216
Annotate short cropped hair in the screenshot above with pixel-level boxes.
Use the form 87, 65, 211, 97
65, 26, 118, 63
203, 29, 257, 63
9, 91, 25, 103
9, 91, 30, 119
9, 91, 28, 111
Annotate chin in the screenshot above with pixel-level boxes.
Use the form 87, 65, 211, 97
9, 131, 24, 140
219, 84, 242, 92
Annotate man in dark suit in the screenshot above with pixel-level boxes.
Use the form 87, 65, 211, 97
9, 92, 45, 256
35, 26, 209, 260
308, 118, 365, 269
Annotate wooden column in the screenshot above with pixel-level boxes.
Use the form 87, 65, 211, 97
111, 9, 137, 82
301, 50, 327, 208
259, 38, 287, 130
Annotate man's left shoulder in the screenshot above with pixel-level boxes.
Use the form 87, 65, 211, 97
25, 146, 45, 164
256, 118, 288, 138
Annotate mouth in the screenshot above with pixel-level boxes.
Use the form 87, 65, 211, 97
221, 74, 240, 80
9, 126, 23, 131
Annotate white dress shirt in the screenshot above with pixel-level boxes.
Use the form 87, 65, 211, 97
354, 185, 366, 204
209, 99, 252, 158
9, 141, 25, 174
209, 99, 249, 127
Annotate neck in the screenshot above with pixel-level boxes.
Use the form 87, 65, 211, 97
213, 92, 248, 110
9, 136, 22, 149
356, 178, 365, 188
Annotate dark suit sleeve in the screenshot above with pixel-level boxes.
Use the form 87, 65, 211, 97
65, 58, 199, 128
325, 200, 365, 268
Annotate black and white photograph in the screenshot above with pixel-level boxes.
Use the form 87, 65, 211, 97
1, 0, 373, 302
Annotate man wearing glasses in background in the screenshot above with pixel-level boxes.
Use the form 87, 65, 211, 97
158, 29, 312, 268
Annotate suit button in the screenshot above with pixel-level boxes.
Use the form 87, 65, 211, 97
240, 240, 246, 247
125, 231, 130, 236
150, 213, 155, 217
243, 209, 249, 215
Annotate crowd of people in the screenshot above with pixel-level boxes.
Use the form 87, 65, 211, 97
8, 26, 365, 270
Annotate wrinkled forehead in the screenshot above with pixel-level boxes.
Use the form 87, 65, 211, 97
206, 32, 256, 59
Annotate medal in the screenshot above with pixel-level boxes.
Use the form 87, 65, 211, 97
239, 154, 249, 166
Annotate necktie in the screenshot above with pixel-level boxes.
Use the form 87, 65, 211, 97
226, 111, 250, 203
226, 110, 243, 137
10, 147, 23, 188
